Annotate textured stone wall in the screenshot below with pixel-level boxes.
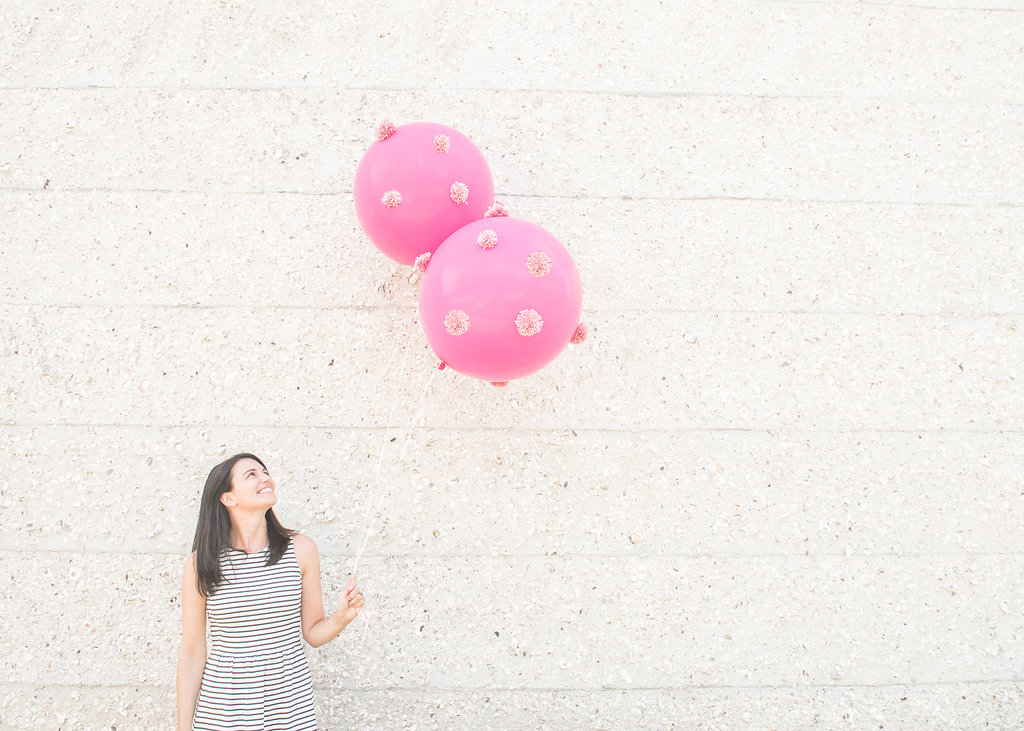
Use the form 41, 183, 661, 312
2, 1, 1023, 728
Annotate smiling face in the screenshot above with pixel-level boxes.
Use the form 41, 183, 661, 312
220, 457, 278, 511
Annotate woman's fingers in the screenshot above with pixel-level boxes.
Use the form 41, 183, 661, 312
346, 586, 364, 608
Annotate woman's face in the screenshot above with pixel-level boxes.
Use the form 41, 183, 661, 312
222, 457, 278, 510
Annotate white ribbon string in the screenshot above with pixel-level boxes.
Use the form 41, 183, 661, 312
345, 313, 439, 637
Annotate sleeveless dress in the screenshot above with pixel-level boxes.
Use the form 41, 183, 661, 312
192, 539, 318, 731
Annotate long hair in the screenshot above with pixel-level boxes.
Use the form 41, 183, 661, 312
191, 452, 296, 598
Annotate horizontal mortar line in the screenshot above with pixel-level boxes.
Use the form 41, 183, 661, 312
2, 84, 1024, 105
320, 679, 1024, 692
3, 679, 1022, 693
3, 423, 1023, 434
4, 303, 1024, 319
0, 186, 1022, 209
3, 548, 1023, 560
356, 678, 1024, 691
765, 0, 1023, 11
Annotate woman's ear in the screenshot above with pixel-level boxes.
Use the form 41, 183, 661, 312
220, 491, 236, 507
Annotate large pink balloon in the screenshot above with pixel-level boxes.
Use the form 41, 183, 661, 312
354, 121, 494, 265
419, 217, 583, 382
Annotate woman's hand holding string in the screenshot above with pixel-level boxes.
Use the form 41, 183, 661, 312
334, 577, 364, 628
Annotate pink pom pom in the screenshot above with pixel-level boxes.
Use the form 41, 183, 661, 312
515, 309, 543, 337
485, 201, 509, 218
450, 181, 469, 205
490, 381, 509, 387
414, 252, 431, 272
381, 190, 402, 208
444, 309, 470, 336
525, 251, 552, 277
477, 229, 498, 249
570, 321, 588, 344
376, 120, 397, 142
434, 134, 450, 153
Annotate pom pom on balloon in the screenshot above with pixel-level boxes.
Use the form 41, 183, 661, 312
444, 310, 470, 336
419, 217, 582, 382
376, 120, 397, 141
477, 229, 498, 249
414, 252, 432, 273
450, 182, 469, 205
485, 201, 509, 218
570, 322, 588, 344
355, 121, 494, 265
525, 251, 552, 277
515, 309, 544, 337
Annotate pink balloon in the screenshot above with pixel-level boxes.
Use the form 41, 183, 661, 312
419, 217, 583, 382
354, 121, 495, 265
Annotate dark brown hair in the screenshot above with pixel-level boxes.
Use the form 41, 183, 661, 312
191, 453, 296, 597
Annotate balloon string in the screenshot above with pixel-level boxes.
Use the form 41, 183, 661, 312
350, 363, 437, 577
349, 317, 414, 578
346, 363, 438, 643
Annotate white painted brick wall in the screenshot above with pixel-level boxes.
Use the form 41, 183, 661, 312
2, 1, 1023, 729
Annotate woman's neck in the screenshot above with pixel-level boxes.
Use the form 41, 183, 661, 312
229, 511, 270, 553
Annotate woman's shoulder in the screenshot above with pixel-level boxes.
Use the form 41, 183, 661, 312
291, 532, 318, 566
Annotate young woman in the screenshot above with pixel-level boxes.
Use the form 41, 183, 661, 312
177, 453, 364, 731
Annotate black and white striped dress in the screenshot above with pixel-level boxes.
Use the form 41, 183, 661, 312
193, 538, 318, 731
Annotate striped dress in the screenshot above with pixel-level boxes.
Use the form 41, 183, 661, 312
192, 538, 318, 731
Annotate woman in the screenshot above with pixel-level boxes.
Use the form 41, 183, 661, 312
177, 453, 364, 730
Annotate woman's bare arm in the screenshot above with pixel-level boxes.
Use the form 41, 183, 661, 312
294, 533, 364, 648
177, 552, 206, 731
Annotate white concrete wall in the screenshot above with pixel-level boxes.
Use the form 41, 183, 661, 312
2, 1, 1023, 728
